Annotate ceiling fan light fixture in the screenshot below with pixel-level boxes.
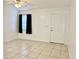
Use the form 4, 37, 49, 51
5, 0, 29, 8
14, 3, 21, 8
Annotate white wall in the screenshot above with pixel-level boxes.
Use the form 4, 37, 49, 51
18, 8, 68, 43
64, 9, 76, 59
3, 2, 18, 42
64, 0, 76, 59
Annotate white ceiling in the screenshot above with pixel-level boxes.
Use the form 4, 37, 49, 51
4, 0, 71, 10
29, 0, 70, 7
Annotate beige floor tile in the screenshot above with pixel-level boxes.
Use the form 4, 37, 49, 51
4, 39, 69, 59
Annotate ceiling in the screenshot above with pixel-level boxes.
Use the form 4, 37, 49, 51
4, 0, 71, 10
29, 0, 70, 7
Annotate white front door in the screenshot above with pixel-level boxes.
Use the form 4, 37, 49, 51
50, 14, 65, 43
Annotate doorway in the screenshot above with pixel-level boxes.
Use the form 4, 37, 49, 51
50, 14, 65, 43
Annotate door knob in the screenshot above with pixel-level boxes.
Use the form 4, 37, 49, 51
51, 30, 53, 31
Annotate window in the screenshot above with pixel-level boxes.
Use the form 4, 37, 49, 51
22, 15, 27, 33
19, 14, 32, 34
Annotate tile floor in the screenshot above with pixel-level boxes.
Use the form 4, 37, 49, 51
4, 39, 69, 59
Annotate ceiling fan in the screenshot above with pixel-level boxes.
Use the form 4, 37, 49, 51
4, 0, 30, 8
